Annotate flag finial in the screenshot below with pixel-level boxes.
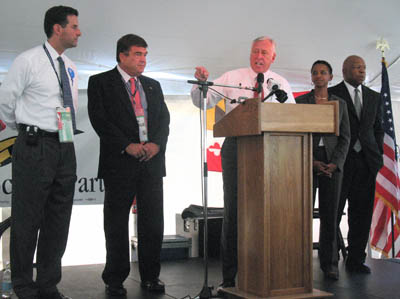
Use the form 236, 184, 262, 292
376, 38, 390, 58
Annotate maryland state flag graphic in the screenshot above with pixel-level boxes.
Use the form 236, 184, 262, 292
206, 100, 225, 172
0, 121, 16, 167
0, 136, 16, 167
205, 92, 307, 173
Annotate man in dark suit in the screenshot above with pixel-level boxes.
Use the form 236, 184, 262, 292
87, 34, 170, 296
329, 55, 384, 273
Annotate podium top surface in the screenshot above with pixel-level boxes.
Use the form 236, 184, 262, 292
213, 99, 339, 138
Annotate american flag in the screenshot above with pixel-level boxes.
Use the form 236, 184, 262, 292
370, 58, 400, 258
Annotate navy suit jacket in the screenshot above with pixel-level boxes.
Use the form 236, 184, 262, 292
329, 81, 383, 174
87, 67, 170, 179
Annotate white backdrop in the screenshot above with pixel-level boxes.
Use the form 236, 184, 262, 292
0, 91, 399, 265
0, 91, 225, 265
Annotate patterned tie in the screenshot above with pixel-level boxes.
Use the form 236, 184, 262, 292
353, 88, 362, 152
253, 81, 264, 99
57, 56, 76, 132
129, 78, 145, 118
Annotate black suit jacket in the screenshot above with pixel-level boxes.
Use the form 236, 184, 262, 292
295, 91, 350, 172
87, 67, 170, 179
329, 81, 384, 174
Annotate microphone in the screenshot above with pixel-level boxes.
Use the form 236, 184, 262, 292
266, 78, 280, 91
274, 89, 288, 103
263, 78, 288, 103
256, 73, 264, 94
187, 80, 214, 86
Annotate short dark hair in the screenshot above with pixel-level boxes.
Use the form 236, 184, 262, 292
116, 34, 148, 62
44, 6, 79, 38
311, 60, 333, 74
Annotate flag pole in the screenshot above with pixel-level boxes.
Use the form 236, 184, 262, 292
377, 38, 396, 258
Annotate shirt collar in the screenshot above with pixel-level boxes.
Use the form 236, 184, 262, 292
249, 67, 271, 82
45, 41, 65, 61
117, 64, 137, 83
344, 80, 362, 93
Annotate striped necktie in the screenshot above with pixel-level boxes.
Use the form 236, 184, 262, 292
129, 78, 145, 118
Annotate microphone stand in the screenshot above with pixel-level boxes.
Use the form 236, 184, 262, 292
188, 80, 214, 298
199, 81, 213, 299
187, 80, 257, 299
187, 80, 256, 93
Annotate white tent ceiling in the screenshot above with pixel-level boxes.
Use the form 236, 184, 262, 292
1, 0, 400, 100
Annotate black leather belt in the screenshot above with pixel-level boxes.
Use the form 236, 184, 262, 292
18, 124, 58, 138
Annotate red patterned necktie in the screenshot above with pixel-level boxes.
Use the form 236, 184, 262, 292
129, 78, 144, 117
253, 81, 264, 99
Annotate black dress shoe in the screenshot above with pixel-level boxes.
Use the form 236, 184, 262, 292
105, 284, 127, 296
39, 291, 71, 299
323, 270, 339, 280
345, 261, 371, 274
140, 279, 165, 293
217, 280, 235, 294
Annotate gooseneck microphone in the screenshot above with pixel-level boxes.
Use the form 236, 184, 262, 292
187, 80, 214, 86
263, 78, 288, 103
256, 73, 264, 94
266, 78, 280, 91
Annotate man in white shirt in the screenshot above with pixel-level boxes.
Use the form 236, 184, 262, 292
191, 36, 295, 293
0, 6, 81, 299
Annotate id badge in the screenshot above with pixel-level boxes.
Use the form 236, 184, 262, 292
56, 107, 74, 143
137, 115, 148, 142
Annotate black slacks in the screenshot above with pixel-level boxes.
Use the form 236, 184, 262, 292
338, 150, 377, 264
10, 131, 76, 298
102, 165, 164, 286
220, 137, 237, 283
313, 147, 341, 272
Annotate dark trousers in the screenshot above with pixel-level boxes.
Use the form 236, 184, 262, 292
220, 137, 237, 283
338, 150, 377, 264
313, 147, 341, 272
10, 132, 76, 298
102, 167, 164, 286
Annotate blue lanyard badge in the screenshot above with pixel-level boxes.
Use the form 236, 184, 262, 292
68, 67, 75, 86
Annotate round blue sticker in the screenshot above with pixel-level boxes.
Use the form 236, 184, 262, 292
68, 67, 75, 85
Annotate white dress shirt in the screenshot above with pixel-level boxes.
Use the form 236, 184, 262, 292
0, 41, 78, 132
116, 65, 148, 119
191, 67, 295, 114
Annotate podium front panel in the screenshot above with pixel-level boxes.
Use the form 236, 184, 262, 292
237, 132, 313, 298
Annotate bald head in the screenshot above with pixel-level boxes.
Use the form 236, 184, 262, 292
342, 55, 366, 87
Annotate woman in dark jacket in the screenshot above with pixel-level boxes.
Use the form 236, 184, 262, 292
296, 60, 350, 280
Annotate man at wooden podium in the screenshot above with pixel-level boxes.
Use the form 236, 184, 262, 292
191, 36, 295, 293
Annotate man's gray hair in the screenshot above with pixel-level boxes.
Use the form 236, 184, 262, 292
252, 36, 276, 52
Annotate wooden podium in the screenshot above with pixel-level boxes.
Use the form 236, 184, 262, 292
213, 100, 339, 299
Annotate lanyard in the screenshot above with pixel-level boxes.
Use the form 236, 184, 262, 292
43, 44, 64, 98
123, 77, 139, 101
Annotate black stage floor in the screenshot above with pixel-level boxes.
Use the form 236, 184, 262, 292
18, 254, 400, 299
